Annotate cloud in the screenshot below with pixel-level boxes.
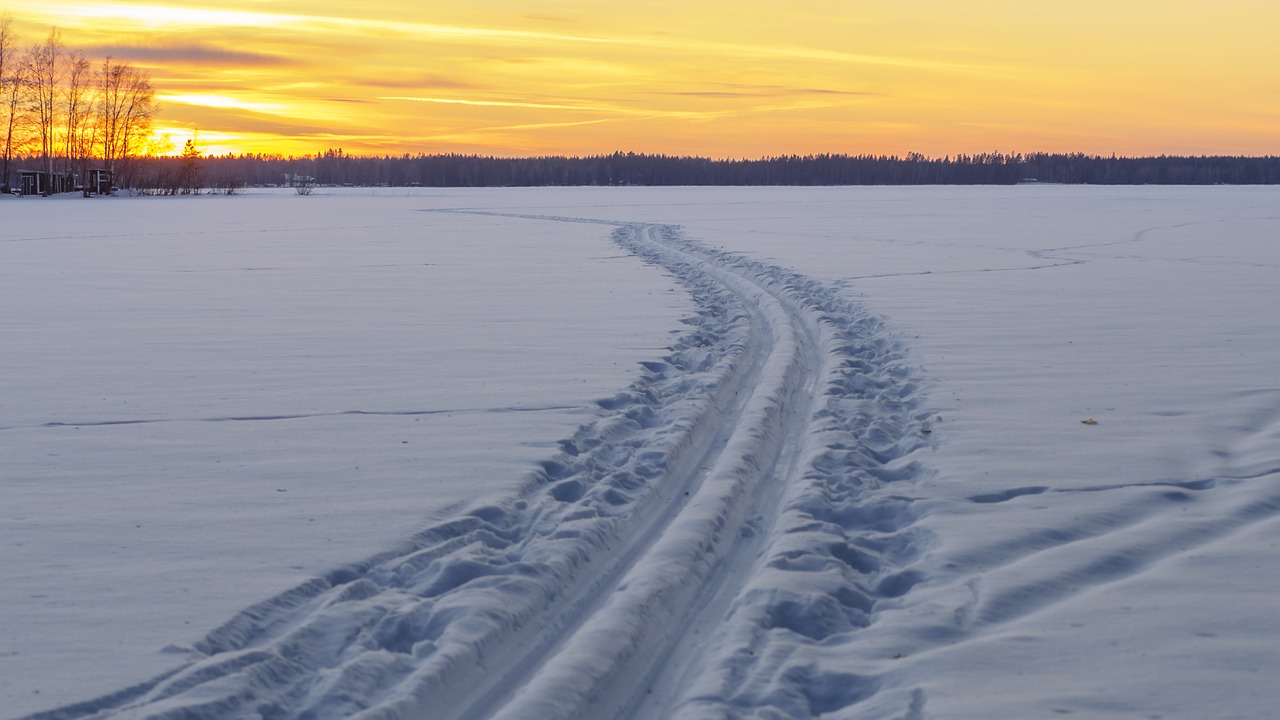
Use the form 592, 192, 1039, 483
473, 118, 615, 132
790, 88, 880, 96
161, 104, 343, 138
80, 42, 290, 68
379, 96, 598, 111
522, 14, 577, 24
21, 2, 972, 71
658, 91, 772, 98
361, 75, 484, 91
652, 86, 880, 99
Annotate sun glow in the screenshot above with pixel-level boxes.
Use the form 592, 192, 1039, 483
10, 2, 293, 30
7, 0, 1277, 157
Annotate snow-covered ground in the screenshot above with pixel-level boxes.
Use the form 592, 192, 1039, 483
0, 191, 688, 716
4, 186, 1278, 719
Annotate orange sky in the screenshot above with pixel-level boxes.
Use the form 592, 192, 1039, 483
7, 0, 1279, 157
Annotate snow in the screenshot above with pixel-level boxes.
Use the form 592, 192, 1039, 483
4, 186, 1279, 719
0, 192, 688, 716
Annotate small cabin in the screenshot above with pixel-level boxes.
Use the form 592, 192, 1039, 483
86, 168, 113, 196
17, 169, 74, 196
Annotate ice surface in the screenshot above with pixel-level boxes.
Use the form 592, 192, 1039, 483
5, 186, 1278, 719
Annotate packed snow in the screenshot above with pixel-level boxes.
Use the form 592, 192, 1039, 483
3, 186, 1278, 719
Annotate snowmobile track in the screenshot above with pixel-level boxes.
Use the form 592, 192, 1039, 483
28, 217, 930, 720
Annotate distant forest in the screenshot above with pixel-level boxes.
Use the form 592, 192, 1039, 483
11, 150, 1280, 195
175, 151, 1280, 191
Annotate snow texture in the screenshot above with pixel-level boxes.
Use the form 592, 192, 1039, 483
5, 186, 1280, 719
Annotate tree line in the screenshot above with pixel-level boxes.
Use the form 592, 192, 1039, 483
181, 150, 1280, 190
1, 16, 156, 194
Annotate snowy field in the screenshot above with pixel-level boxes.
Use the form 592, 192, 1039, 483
3, 186, 1278, 719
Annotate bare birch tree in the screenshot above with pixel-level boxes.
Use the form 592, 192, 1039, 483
0, 14, 25, 190
62, 49, 95, 186
26, 28, 62, 193
98, 56, 154, 189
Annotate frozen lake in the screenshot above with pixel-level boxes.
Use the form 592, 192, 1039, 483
1, 191, 689, 715
4, 186, 1278, 719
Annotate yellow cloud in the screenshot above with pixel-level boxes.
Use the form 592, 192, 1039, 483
378, 97, 599, 112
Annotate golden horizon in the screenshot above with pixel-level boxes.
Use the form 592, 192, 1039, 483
6, 1, 1278, 159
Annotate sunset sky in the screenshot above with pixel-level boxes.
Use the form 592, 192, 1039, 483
7, 0, 1278, 157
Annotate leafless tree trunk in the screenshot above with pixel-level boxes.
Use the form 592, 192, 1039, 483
98, 57, 154, 190
62, 49, 95, 189
26, 28, 62, 193
0, 14, 24, 191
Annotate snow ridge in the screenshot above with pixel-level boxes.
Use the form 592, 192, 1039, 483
26, 221, 930, 720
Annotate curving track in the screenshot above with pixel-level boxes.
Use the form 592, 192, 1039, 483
30, 218, 930, 720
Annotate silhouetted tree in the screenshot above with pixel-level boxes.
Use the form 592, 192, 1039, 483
179, 139, 201, 194
25, 28, 62, 193
0, 14, 21, 191
62, 49, 94, 189
98, 56, 154, 190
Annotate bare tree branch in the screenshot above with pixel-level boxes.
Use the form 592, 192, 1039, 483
99, 56, 154, 189
25, 27, 62, 193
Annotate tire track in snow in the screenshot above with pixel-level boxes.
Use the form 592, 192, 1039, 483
26, 218, 931, 720
926, 421, 1280, 635
829, 410, 1280, 717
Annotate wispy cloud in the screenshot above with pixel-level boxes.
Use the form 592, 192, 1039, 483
474, 118, 616, 132
655, 86, 881, 99
16, 1, 978, 72
522, 14, 578, 24
16, 2, 613, 45
81, 42, 290, 67
658, 91, 772, 98
156, 107, 341, 139
362, 75, 484, 91
379, 96, 598, 111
